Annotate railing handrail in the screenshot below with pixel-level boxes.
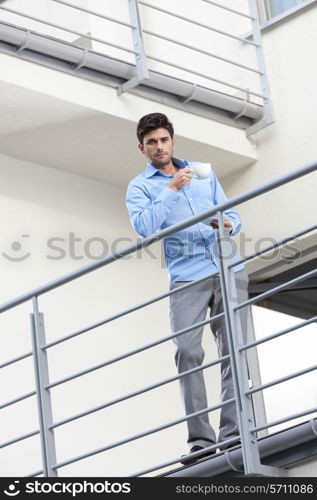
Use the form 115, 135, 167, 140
0, 160, 316, 314
230, 222, 317, 268
2, 218, 316, 370
44, 312, 225, 390
52, 0, 137, 29
202, 0, 256, 20
144, 54, 266, 99
234, 268, 317, 311
0, 5, 138, 55
142, 28, 263, 75
52, 399, 235, 471
138, 1, 259, 46
2, 263, 315, 413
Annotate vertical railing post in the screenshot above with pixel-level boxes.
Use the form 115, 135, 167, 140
246, 0, 273, 135
244, 308, 269, 439
30, 296, 57, 477
215, 210, 283, 476
117, 0, 149, 95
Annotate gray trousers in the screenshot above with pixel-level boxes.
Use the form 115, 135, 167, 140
169, 269, 249, 449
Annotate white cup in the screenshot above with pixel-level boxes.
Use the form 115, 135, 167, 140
191, 162, 212, 178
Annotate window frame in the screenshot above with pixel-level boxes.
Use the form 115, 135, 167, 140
256, 0, 316, 29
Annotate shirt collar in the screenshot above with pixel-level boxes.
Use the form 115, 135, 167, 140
144, 157, 188, 178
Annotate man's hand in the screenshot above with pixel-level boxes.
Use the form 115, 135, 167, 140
168, 167, 193, 192
211, 216, 233, 233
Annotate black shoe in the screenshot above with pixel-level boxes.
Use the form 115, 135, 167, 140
180, 445, 216, 465
220, 439, 241, 451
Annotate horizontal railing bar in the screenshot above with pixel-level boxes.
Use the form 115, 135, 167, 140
43, 272, 218, 350
240, 316, 317, 352
0, 429, 40, 449
0, 350, 33, 369
202, 0, 255, 20
143, 29, 262, 74
0, 6, 138, 54
0, 160, 315, 314
258, 280, 317, 292
234, 268, 317, 311
138, 1, 258, 46
247, 364, 317, 395
230, 223, 317, 268
131, 436, 241, 477
1, 390, 36, 409
52, 398, 235, 470
49, 354, 229, 429
24, 469, 44, 477
146, 54, 265, 99
251, 406, 317, 433
45, 311, 225, 389
52, 0, 136, 28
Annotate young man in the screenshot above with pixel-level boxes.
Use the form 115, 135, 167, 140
126, 112, 248, 465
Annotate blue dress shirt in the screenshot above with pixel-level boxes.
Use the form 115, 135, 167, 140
126, 157, 244, 284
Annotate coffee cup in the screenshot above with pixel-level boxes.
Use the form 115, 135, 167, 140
191, 162, 212, 178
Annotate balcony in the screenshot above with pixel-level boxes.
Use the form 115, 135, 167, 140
0, 161, 316, 477
0, 0, 271, 128
0, 1, 272, 186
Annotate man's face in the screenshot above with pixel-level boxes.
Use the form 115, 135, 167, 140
138, 128, 175, 169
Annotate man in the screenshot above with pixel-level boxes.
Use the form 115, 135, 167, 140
126, 112, 248, 465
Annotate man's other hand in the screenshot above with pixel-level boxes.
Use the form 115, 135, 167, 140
211, 216, 233, 233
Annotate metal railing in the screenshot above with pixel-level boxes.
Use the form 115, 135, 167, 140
0, 0, 272, 131
0, 160, 316, 477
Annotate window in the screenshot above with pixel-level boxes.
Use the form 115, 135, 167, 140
262, 0, 308, 21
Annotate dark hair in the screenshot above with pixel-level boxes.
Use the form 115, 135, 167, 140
136, 113, 174, 144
